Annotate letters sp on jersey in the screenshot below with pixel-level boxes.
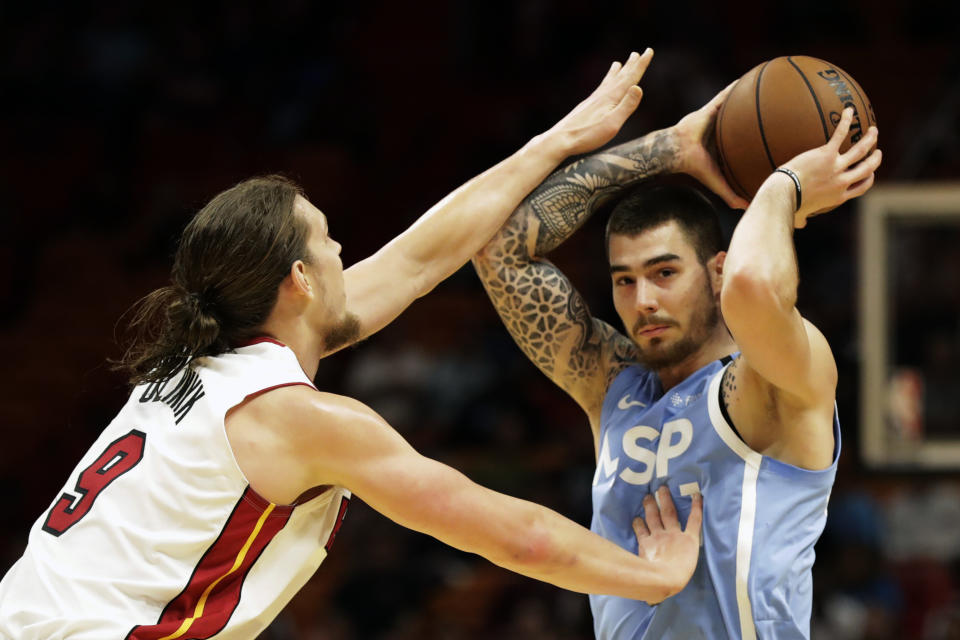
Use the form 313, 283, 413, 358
594, 418, 697, 491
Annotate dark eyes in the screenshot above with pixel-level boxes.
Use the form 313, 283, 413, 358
614, 268, 676, 286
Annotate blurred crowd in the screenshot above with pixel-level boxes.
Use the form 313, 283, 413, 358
1, 1, 959, 638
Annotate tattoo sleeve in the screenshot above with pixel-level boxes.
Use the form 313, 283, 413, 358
473, 128, 681, 407
532, 128, 679, 255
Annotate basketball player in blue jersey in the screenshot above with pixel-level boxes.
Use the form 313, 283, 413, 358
474, 94, 881, 639
0, 51, 706, 639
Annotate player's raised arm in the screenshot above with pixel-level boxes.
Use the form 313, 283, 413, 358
720, 108, 881, 464
231, 385, 702, 604
472, 82, 746, 430
336, 50, 653, 351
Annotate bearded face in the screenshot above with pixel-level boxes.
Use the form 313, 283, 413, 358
630, 273, 719, 370
322, 311, 362, 353
609, 222, 723, 372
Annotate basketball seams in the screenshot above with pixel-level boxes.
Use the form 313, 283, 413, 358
716, 87, 750, 200
754, 61, 777, 172
786, 56, 830, 144
720, 55, 872, 200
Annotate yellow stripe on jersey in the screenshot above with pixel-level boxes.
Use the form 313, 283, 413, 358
158, 503, 276, 640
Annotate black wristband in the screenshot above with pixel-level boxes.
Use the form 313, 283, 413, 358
774, 167, 802, 211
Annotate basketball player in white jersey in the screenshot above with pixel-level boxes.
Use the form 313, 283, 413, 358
0, 51, 708, 640
473, 100, 881, 639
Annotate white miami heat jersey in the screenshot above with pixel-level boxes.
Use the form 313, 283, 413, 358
0, 338, 351, 640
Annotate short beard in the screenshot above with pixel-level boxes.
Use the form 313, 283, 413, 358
634, 279, 719, 371
322, 311, 362, 352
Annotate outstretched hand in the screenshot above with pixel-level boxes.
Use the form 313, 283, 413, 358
544, 49, 654, 157
633, 486, 703, 604
673, 82, 751, 210
781, 107, 882, 228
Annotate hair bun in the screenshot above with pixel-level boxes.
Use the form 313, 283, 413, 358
174, 289, 221, 354
184, 291, 203, 313
183, 290, 218, 321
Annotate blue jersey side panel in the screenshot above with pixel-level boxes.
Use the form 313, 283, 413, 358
589, 358, 838, 640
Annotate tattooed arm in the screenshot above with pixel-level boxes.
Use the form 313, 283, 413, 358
472, 134, 673, 435
474, 85, 747, 439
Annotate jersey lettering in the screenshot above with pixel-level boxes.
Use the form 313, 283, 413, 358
594, 419, 695, 487
619, 426, 658, 485
679, 481, 702, 497
139, 367, 206, 424
656, 419, 693, 477
42, 430, 146, 536
595, 434, 620, 485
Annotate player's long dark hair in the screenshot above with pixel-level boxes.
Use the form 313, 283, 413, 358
115, 175, 312, 385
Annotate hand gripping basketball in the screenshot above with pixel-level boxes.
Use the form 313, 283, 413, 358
779, 107, 882, 228
674, 83, 751, 210
715, 56, 878, 201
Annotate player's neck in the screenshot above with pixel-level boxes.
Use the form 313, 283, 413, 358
285, 332, 323, 380
655, 324, 736, 391
259, 317, 323, 380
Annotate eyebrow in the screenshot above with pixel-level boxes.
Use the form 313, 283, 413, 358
609, 253, 682, 273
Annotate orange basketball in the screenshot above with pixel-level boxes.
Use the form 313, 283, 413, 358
715, 55, 877, 200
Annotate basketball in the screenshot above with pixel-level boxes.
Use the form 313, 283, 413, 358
715, 55, 877, 200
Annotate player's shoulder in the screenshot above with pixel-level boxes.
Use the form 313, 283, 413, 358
226, 386, 387, 501
238, 385, 380, 431
228, 384, 390, 484
564, 317, 639, 422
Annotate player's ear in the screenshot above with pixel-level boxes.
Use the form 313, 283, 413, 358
288, 260, 313, 297
708, 251, 726, 295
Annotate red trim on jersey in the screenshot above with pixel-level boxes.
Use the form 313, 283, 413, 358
235, 336, 287, 348
126, 486, 292, 640
243, 381, 318, 401
325, 495, 350, 552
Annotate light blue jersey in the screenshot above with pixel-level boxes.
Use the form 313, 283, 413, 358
590, 356, 839, 639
